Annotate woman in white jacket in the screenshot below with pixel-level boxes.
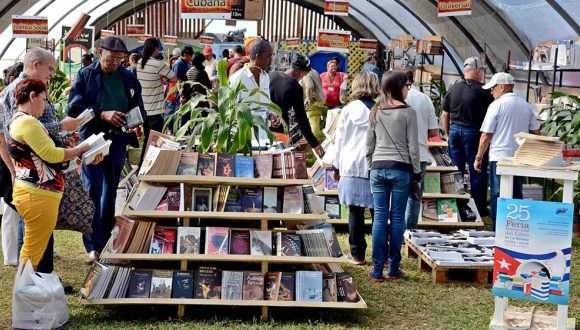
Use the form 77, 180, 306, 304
332, 71, 380, 265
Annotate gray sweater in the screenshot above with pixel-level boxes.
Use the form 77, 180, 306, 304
366, 105, 421, 174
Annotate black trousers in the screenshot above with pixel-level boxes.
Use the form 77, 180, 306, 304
348, 205, 373, 261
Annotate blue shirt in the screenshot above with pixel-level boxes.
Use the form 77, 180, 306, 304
172, 58, 191, 81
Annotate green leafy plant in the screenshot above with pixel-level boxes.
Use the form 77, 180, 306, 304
165, 59, 284, 154
48, 67, 70, 120
540, 92, 580, 147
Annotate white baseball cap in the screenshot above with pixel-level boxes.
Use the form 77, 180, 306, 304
483, 72, 515, 89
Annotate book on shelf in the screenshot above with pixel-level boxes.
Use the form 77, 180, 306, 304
108, 216, 136, 254
107, 266, 132, 299
276, 232, 302, 256
127, 182, 167, 211
437, 198, 459, 222
81, 262, 106, 298
224, 187, 242, 212
240, 187, 263, 213
302, 185, 324, 214
324, 168, 338, 191
177, 152, 198, 175
221, 271, 244, 300
195, 266, 221, 299
177, 227, 201, 254
234, 155, 254, 178
250, 230, 272, 256
166, 186, 182, 211
149, 226, 176, 254
296, 271, 323, 302
297, 229, 331, 257
243, 271, 265, 300
88, 264, 116, 299
264, 272, 281, 301
150, 270, 173, 298
192, 187, 212, 212
216, 153, 235, 177
213, 185, 231, 212
441, 171, 464, 194
324, 196, 341, 219
139, 145, 181, 176
457, 198, 480, 222
127, 270, 153, 298
423, 172, 441, 194
311, 164, 325, 191
513, 132, 563, 167
319, 225, 343, 257
197, 153, 216, 176
293, 151, 308, 179
421, 199, 438, 221
322, 273, 338, 302
282, 186, 303, 214
125, 221, 155, 253
277, 272, 295, 301
172, 271, 194, 298
336, 272, 359, 302
430, 147, 454, 167
229, 229, 251, 255
205, 227, 230, 255
272, 153, 283, 178
262, 187, 278, 213
254, 154, 273, 178
144, 130, 180, 156
82, 132, 112, 165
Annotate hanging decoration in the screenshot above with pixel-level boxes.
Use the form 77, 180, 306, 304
437, 0, 472, 17
324, 0, 349, 16
180, 0, 232, 19
11, 15, 48, 38
317, 29, 351, 53
359, 38, 378, 53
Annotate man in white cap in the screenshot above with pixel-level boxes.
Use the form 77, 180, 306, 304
474, 72, 540, 230
441, 56, 494, 217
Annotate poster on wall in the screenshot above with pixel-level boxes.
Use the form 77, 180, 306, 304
324, 0, 349, 16
62, 26, 94, 62
437, 0, 472, 17
12, 16, 49, 38
359, 38, 378, 52
317, 29, 351, 53
127, 24, 145, 37
181, 0, 232, 19
492, 198, 574, 305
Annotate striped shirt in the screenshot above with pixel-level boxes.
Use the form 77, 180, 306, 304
136, 58, 175, 116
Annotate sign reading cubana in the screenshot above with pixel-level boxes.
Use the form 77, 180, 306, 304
437, 0, 472, 17
181, 0, 232, 19
12, 16, 49, 39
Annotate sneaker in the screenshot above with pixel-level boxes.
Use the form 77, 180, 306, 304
367, 271, 385, 283
86, 250, 99, 264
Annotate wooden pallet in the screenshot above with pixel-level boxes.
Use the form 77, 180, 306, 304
404, 238, 492, 285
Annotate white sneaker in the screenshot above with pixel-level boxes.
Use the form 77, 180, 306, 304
86, 250, 99, 264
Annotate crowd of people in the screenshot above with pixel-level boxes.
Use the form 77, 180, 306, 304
0, 34, 540, 300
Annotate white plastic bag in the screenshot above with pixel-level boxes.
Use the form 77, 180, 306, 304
12, 260, 69, 329
1, 200, 19, 265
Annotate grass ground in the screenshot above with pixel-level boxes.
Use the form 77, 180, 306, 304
1, 230, 578, 330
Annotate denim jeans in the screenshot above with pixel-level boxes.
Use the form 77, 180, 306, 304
489, 161, 523, 230
448, 123, 488, 216
370, 168, 411, 278
405, 162, 429, 229
82, 136, 127, 253
348, 206, 373, 261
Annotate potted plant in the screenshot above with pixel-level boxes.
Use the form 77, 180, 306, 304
540, 92, 580, 155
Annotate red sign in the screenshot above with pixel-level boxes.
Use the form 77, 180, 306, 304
200, 35, 215, 46
437, 0, 472, 17
127, 24, 145, 37
324, 0, 349, 16
12, 16, 48, 39
359, 38, 378, 52
286, 37, 301, 48
163, 35, 178, 46
181, 0, 232, 19
100, 29, 115, 38
317, 29, 351, 53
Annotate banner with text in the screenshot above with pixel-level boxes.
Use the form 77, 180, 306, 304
317, 29, 351, 53
437, 0, 472, 17
324, 0, 349, 16
492, 198, 574, 305
163, 35, 178, 46
181, 0, 232, 19
100, 29, 115, 38
359, 38, 378, 52
285, 37, 302, 48
12, 16, 48, 39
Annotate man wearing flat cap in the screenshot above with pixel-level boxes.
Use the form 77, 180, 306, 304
68, 36, 145, 263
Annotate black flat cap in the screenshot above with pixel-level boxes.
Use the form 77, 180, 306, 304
291, 54, 311, 72
97, 36, 128, 53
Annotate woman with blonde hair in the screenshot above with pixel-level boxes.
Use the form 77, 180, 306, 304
301, 68, 326, 141
332, 71, 380, 265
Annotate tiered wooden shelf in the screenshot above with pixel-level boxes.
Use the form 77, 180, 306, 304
100, 253, 348, 264
124, 210, 327, 222
315, 189, 338, 197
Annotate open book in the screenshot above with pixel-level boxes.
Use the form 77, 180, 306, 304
82, 132, 112, 165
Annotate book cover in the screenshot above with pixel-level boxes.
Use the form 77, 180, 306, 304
312, 165, 325, 192
424, 172, 441, 194
205, 227, 230, 255
224, 187, 242, 212
195, 266, 221, 299
422, 199, 438, 221
323, 273, 338, 302
172, 271, 194, 298
272, 153, 283, 178
138, 146, 181, 176
192, 188, 212, 212
240, 187, 263, 213
262, 187, 278, 213
150, 270, 173, 298
216, 153, 235, 177
110, 216, 136, 254
177, 152, 198, 175
303, 185, 324, 214
177, 227, 201, 254
264, 272, 281, 300
254, 154, 273, 178
229, 229, 251, 255
81, 262, 105, 298
437, 198, 459, 222
296, 271, 323, 302
128, 182, 167, 211
127, 270, 153, 298
166, 186, 181, 211
242, 272, 265, 300
324, 196, 341, 219
336, 272, 359, 302
196, 153, 216, 176
221, 271, 244, 300
125, 106, 144, 129
234, 155, 254, 178
293, 151, 308, 179
324, 168, 338, 191
250, 230, 272, 256
441, 171, 465, 194
278, 272, 295, 301
149, 227, 177, 254
276, 232, 302, 256
282, 186, 303, 214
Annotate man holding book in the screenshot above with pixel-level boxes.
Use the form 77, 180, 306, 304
68, 36, 146, 262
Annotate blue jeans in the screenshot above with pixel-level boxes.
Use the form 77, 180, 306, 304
82, 136, 127, 253
405, 162, 429, 229
370, 168, 411, 278
490, 161, 523, 230
448, 123, 488, 216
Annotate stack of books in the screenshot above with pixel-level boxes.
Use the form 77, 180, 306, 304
513, 133, 564, 167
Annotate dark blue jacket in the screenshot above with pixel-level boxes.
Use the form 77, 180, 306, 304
67, 61, 145, 146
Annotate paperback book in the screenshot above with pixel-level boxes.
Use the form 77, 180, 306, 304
172, 271, 194, 298
323, 273, 338, 302
278, 272, 295, 301
192, 188, 212, 212
216, 153, 235, 177
262, 187, 278, 213
150, 270, 173, 298
254, 154, 273, 178
264, 272, 281, 300
195, 266, 221, 299
324, 196, 341, 219
296, 271, 323, 302
437, 198, 459, 222
149, 226, 177, 254
423, 172, 441, 194
177, 152, 198, 175
197, 154, 216, 176
224, 187, 242, 212
250, 230, 272, 256
324, 168, 338, 191
205, 227, 230, 255
243, 272, 265, 300
221, 271, 244, 300
234, 155, 254, 177
282, 186, 303, 214
240, 187, 263, 213
336, 272, 359, 302
177, 227, 201, 254
127, 270, 153, 298
276, 232, 302, 256
229, 229, 251, 255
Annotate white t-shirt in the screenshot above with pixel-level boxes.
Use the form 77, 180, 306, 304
136, 58, 175, 116
406, 87, 439, 162
480, 92, 540, 162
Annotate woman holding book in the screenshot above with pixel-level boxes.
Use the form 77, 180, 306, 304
332, 71, 380, 265
7, 79, 94, 271
366, 71, 421, 282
